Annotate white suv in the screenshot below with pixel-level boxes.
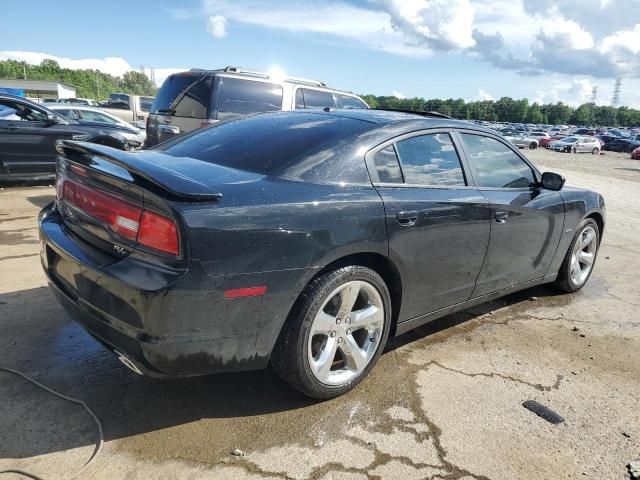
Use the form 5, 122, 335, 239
146, 66, 369, 147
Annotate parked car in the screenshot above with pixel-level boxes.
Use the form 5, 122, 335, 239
603, 138, 640, 153
0, 94, 145, 181
57, 98, 100, 106
548, 136, 600, 154
100, 93, 155, 129
39, 109, 605, 398
47, 104, 146, 146
528, 132, 550, 139
146, 66, 369, 147
539, 136, 564, 148
632, 146, 640, 160
574, 128, 596, 136
503, 133, 538, 149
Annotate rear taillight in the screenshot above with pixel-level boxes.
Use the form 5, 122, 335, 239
62, 178, 179, 256
138, 211, 179, 256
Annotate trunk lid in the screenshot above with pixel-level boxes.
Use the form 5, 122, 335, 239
54, 141, 242, 262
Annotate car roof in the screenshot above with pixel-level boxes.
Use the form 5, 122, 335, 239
311, 108, 487, 131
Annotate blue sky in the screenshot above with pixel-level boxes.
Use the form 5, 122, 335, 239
1, 0, 639, 107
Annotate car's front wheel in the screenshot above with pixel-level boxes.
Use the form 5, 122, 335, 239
555, 218, 600, 292
272, 266, 391, 399
592, 147, 599, 155
529, 142, 537, 149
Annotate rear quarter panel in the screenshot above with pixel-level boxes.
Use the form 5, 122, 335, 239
175, 176, 387, 361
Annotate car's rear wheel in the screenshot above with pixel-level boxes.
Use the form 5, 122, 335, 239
554, 218, 600, 292
271, 266, 391, 399
529, 142, 537, 149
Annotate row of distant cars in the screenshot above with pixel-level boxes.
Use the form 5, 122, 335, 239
490, 124, 640, 160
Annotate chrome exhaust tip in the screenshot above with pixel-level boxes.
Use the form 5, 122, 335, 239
115, 351, 144, 375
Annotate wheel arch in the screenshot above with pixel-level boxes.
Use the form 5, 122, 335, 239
585, 211, 605, 244
282, 252, 403, 343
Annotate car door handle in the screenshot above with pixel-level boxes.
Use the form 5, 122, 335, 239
397, 211, 418, 226
495, 211, 509, 223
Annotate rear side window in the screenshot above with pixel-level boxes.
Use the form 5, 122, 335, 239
460, 133, 535, 188
337, 94, 368, 109
298, 89, 335, 109
152, 74, 211, 118
395, 134, 466, 186
216, 78, 283, 120
372, 146, 403, 183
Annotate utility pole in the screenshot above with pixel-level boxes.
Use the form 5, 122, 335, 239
23, 64, 27, 79
590, 86, 598, 104
96, 71, 100, 99
611, 78, 622, 107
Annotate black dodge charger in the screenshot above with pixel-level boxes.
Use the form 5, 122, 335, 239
39, 110, 605, 398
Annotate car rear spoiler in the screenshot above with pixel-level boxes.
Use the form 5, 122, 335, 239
56, 140, 223, 201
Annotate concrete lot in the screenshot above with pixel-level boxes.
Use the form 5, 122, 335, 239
1, 149, 639, 480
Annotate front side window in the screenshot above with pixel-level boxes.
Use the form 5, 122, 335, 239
461, 133, 535, 188
395, 133, 466, 186
217, 78, 282, 120
0, 100, 47, 122
54, 108, 79, 120
298, 89, 335, 109
80, 110, 119, 124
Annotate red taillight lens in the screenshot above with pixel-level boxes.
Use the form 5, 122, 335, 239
138, 211, 179, 256
62, 178, 179, 256
63, 180, 141, 240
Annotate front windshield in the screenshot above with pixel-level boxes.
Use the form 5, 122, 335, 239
562, 137, 577, 142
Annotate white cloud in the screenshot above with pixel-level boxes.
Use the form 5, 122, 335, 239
206, 15, 227, 39
377, 0, 476, 50
599, 23, 640, 54
478, 89, 495, 101
392, 90, 406, 99
0, 50, 133, 77
538, 17, 594, 50
195, 0, 640, 80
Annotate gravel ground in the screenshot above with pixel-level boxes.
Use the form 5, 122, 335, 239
0, 148, 639, 480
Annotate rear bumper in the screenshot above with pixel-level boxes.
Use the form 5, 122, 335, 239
39, 203, 271, 377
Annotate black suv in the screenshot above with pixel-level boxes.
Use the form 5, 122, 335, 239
0, 94, 144, 181
146, 66, 368, 147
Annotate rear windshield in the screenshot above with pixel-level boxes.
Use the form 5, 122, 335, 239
152, 74, 211, 118
159, 112, 371, 175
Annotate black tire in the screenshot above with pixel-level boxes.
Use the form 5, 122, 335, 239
571, 146, 577, 154
529, 142, 537, 149
554, 218, 600, 293
592, 147, 599, 155
271, 266, 392, 399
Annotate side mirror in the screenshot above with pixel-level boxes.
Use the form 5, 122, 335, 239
541, 171, 565, 191
46, 113, 60, 124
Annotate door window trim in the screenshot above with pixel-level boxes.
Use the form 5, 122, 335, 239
451, 129, 542, 191
364, 128, 474, 190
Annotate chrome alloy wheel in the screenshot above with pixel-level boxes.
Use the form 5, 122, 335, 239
570, 225, 597, 286
307, 281, 384, 386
